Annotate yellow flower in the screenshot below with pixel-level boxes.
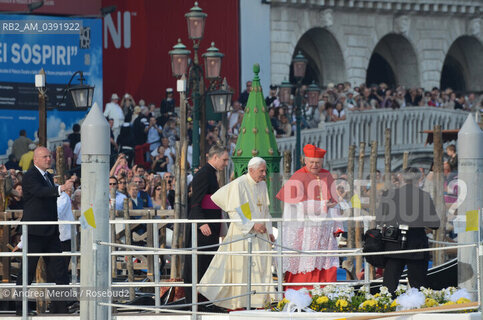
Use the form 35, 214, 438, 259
360, 299, 377, 309
390, 300, 398, 308
336, 299, 349, 309
277, 298, 288, 309
316, 296, 329, 304
457, 298, 471, 304
443, 301, 455, 306
424, 298, 439, 308
374, 293, 380, 298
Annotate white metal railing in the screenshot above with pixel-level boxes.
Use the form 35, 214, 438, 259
276, 107, 469, 169
0, 215, 479, 319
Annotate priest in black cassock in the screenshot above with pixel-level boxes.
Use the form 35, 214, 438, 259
183, 144, 229, 303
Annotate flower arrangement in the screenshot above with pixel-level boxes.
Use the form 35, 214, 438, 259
270, 285, 473, 313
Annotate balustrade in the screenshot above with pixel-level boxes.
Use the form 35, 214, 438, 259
277, 107, 468, 170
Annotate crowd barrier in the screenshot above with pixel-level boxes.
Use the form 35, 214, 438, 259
0, 216, 479, 320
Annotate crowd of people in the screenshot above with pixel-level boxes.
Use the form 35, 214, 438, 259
0, 79, 473, 315
256, 81, 483, 136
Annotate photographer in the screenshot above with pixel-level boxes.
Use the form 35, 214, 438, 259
145, 116, 163, 153
376, 167, 440, 294
158, 88, 176, 127
151, 146, 168, 173
121, 93, 136, 123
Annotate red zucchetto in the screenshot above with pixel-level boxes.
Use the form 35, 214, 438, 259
303, 144, 326, 158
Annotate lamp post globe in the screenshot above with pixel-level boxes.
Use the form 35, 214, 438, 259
202, 42, 224, 80
70, 84, 94, 108
169, 39, 191, 78
292, 51, 308, 80
306, 81, 321, 107
66, 71, 95, 108
279, 78, 293, 105
209, 78, 233, 113
185, 1, 207, 40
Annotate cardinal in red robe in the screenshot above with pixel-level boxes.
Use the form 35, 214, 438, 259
276, 144, 343, 290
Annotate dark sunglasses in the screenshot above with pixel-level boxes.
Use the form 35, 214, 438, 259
109, 183, 118, 186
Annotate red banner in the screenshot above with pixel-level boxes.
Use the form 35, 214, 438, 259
102, 0, 240, 108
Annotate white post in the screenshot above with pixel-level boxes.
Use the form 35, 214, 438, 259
80, 103, 111, 319
457, 114, 483, 300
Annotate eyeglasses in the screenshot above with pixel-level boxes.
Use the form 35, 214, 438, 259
109, 183, 118, 186
119, 181, 126, 184
155, 188, 162, 191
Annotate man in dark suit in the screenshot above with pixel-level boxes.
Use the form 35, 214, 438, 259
183, 144, 229, 303
376, 167, 440, 295
16, 147, 75, 315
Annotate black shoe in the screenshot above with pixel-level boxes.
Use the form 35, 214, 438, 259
67, 301, 80, 314
15, 308, 36, 316
202, 304, 227, 313
49, 301, 69, 314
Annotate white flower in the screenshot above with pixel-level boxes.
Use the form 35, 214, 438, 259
322, 285, 336, 296
420, 287, 434, 298
311, 285, 323, 296
395, 284, 408, 296
359, 285, 370, 294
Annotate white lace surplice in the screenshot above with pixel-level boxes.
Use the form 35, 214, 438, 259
282, 200, 342, 274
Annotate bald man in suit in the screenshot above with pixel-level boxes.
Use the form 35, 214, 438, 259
16, 147, 75, 315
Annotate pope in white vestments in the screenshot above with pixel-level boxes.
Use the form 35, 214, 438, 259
199, 157, 275, 310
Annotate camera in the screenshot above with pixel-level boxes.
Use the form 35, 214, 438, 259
381, 224, 410, 249
381, 225, 399, 242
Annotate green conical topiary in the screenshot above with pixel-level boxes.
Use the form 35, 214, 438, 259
232, 64, 282, 216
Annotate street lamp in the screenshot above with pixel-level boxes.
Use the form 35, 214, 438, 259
292, 51, 307, 170
209, 77, 232, 113
35, 69, 94, 147
202, 42, 224, 80
169, 1, 225, 170
169, 39, 191, 77
306, 81, 321, 107
279, 78, 293, 106
185, 1, 207, 40
208, 77, 232, 187
35, 68, 47, 146
66, 71, 95, 108
58, 70, 95, 109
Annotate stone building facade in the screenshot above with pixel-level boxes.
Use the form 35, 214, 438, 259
269, 0, 482, 91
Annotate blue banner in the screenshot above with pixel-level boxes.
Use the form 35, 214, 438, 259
0, 14, 102, 155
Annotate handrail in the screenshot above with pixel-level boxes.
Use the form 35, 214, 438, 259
3, 216, 479, 317
276, 107, 469, 169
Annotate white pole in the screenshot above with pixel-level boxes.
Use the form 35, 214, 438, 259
79, 103, 111, 320
457, 114, 483, 301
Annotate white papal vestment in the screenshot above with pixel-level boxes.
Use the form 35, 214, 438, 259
198, 173, 275, 309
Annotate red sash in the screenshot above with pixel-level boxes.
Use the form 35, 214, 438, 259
201, 194, 220, 210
